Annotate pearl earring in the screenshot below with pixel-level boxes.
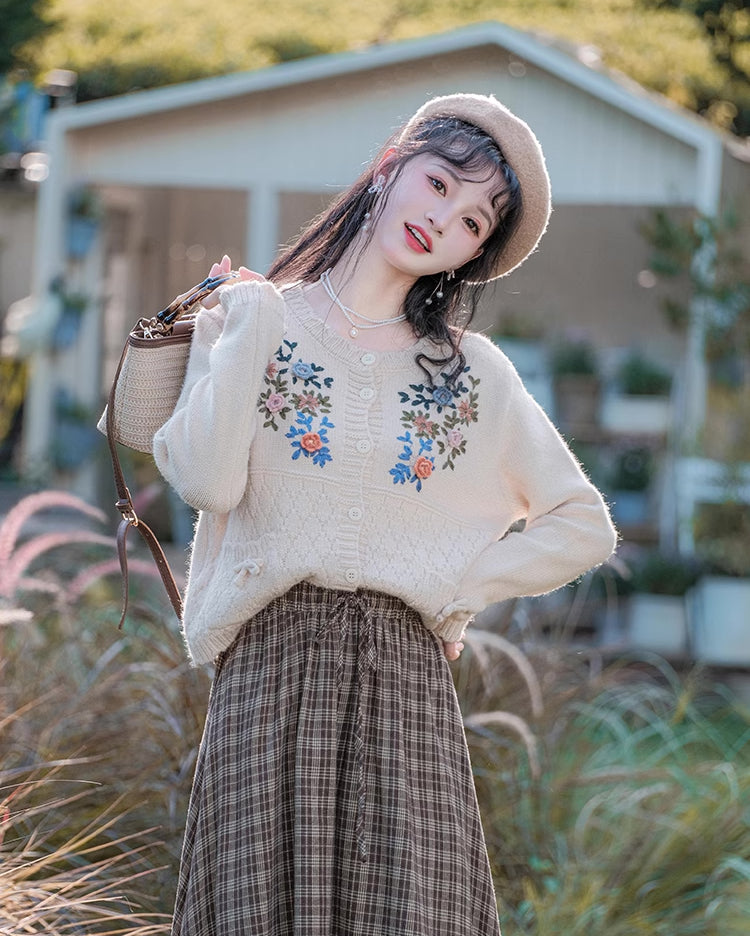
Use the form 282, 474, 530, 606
368, 174, 386, 195
425, 270, 454, 306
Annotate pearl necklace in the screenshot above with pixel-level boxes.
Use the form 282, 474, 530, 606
319, 269, 407, 338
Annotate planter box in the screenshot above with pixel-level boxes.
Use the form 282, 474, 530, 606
689, 576, 750, 666
554, 375, 601, 433
67, 216, 99, 259
497, 338, 554, 416
627, 594, 687, 657
610, 489, 651, 527
600, 393, 672, 435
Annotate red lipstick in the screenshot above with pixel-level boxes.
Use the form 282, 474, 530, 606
404, 223, 432, 253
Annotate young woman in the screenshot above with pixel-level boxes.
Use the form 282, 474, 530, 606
154, 93, 617, 936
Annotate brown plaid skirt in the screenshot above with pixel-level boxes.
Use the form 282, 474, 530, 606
171, 582, 501, 935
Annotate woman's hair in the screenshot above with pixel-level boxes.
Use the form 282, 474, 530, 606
267, 116, 523, 384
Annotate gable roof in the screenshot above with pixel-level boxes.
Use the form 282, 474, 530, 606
50, 19, 722, 157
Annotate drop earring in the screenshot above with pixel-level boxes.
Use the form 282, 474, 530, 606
425, 270, 454, 306
362, 174, 386, 231
368, 174, 386, 195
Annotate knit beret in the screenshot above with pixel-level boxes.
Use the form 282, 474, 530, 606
399, 93, 552, 279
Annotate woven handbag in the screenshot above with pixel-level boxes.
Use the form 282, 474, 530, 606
98, 271, 238, 626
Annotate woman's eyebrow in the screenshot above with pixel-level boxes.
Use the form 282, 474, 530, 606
437, 163, 495, 228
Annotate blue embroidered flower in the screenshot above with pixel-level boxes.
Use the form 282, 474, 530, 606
290, 358, 333, 390
286, 413, 334, 467
432, 385, 454, 407
292, 361, 314, 380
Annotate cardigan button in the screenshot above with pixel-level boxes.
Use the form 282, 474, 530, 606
348, 506, 363, 521
355, 439, 371, 454
344, 568, 358, 584
361, 352, 376, 365
359, 386, 375, 401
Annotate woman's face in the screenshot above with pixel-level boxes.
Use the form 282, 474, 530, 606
370, 153, 505, 281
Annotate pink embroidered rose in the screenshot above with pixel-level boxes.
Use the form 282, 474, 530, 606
446, 428, 464, 449
458, 400, 477, 421
265, 361, 278, 378
266, 393, 286, 413
413, 456, 433, 480
296, 392, 320, 411
413, 414, 436, 436
301, 432, 323, 452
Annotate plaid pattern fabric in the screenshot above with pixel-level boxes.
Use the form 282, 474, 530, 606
171, 582, 501, 935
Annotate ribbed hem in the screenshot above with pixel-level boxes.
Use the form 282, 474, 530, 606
429, 615, 470, 643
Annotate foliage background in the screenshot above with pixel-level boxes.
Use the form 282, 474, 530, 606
4, 0, 749, 134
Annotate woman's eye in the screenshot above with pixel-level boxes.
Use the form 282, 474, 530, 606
464, 218, 480, 235
429, 176, 446, 194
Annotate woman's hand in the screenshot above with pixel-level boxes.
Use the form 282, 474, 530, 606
201, 255, 265, 309
442, 640, 465, 661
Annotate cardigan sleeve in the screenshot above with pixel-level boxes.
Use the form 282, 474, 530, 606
153, 279, 285, 513
434, 363, 618, 642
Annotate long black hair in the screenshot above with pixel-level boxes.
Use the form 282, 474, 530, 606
268, 116, 523, 384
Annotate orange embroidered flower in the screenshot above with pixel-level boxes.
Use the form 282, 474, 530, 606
413, 456, 433, 480
300, 432, 323, 452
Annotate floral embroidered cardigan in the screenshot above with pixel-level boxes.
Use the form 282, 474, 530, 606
153, 279, 617, 665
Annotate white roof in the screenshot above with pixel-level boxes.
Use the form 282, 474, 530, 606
47, 21, 726, 211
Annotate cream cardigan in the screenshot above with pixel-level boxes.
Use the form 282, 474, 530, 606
153, 279, 617, 664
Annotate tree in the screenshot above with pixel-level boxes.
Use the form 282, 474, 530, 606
644, 0, 750, 133
0, 0, 54, 75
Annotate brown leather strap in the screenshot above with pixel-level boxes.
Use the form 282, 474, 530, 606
105, 271, 238, 628
107, 340, 183, 627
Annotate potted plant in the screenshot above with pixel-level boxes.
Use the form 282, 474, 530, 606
601, 350, 673, 435
606, 444, 654, 528
626, 551, 701, 657
688, 498, 750, 666
67, 185, 102, 258
52, 388, 101, 472
52, 289, 88, 349
550, 334, 600, 434
491, 316, 553, 415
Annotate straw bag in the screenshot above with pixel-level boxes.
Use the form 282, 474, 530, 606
98, 271, 238, 626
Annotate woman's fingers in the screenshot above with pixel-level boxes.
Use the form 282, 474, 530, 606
238, 266, 265, 282
442, 640, 465, 661
199, 259, 266, 308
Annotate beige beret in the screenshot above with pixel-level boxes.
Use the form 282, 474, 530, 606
399, 93, 552, 279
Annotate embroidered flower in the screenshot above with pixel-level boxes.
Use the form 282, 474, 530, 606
300, 432, 323, 452
445, 428, 464, 449
432, 385, 454, 407
392, 367, 480, 480
258, 341, 334, 444
413, 455, 433, 479
413, 413, 437, 437
292, 361, 314, 380
287, 413, 334, 467
293, 391, 324, 413
458, 398, 478, 422
265, 392, 286, 413
389, 432, 434, 492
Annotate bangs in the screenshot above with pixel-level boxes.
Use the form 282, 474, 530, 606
402, 117, 512, 221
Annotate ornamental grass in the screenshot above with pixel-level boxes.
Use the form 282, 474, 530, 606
1, 489, 749, 932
